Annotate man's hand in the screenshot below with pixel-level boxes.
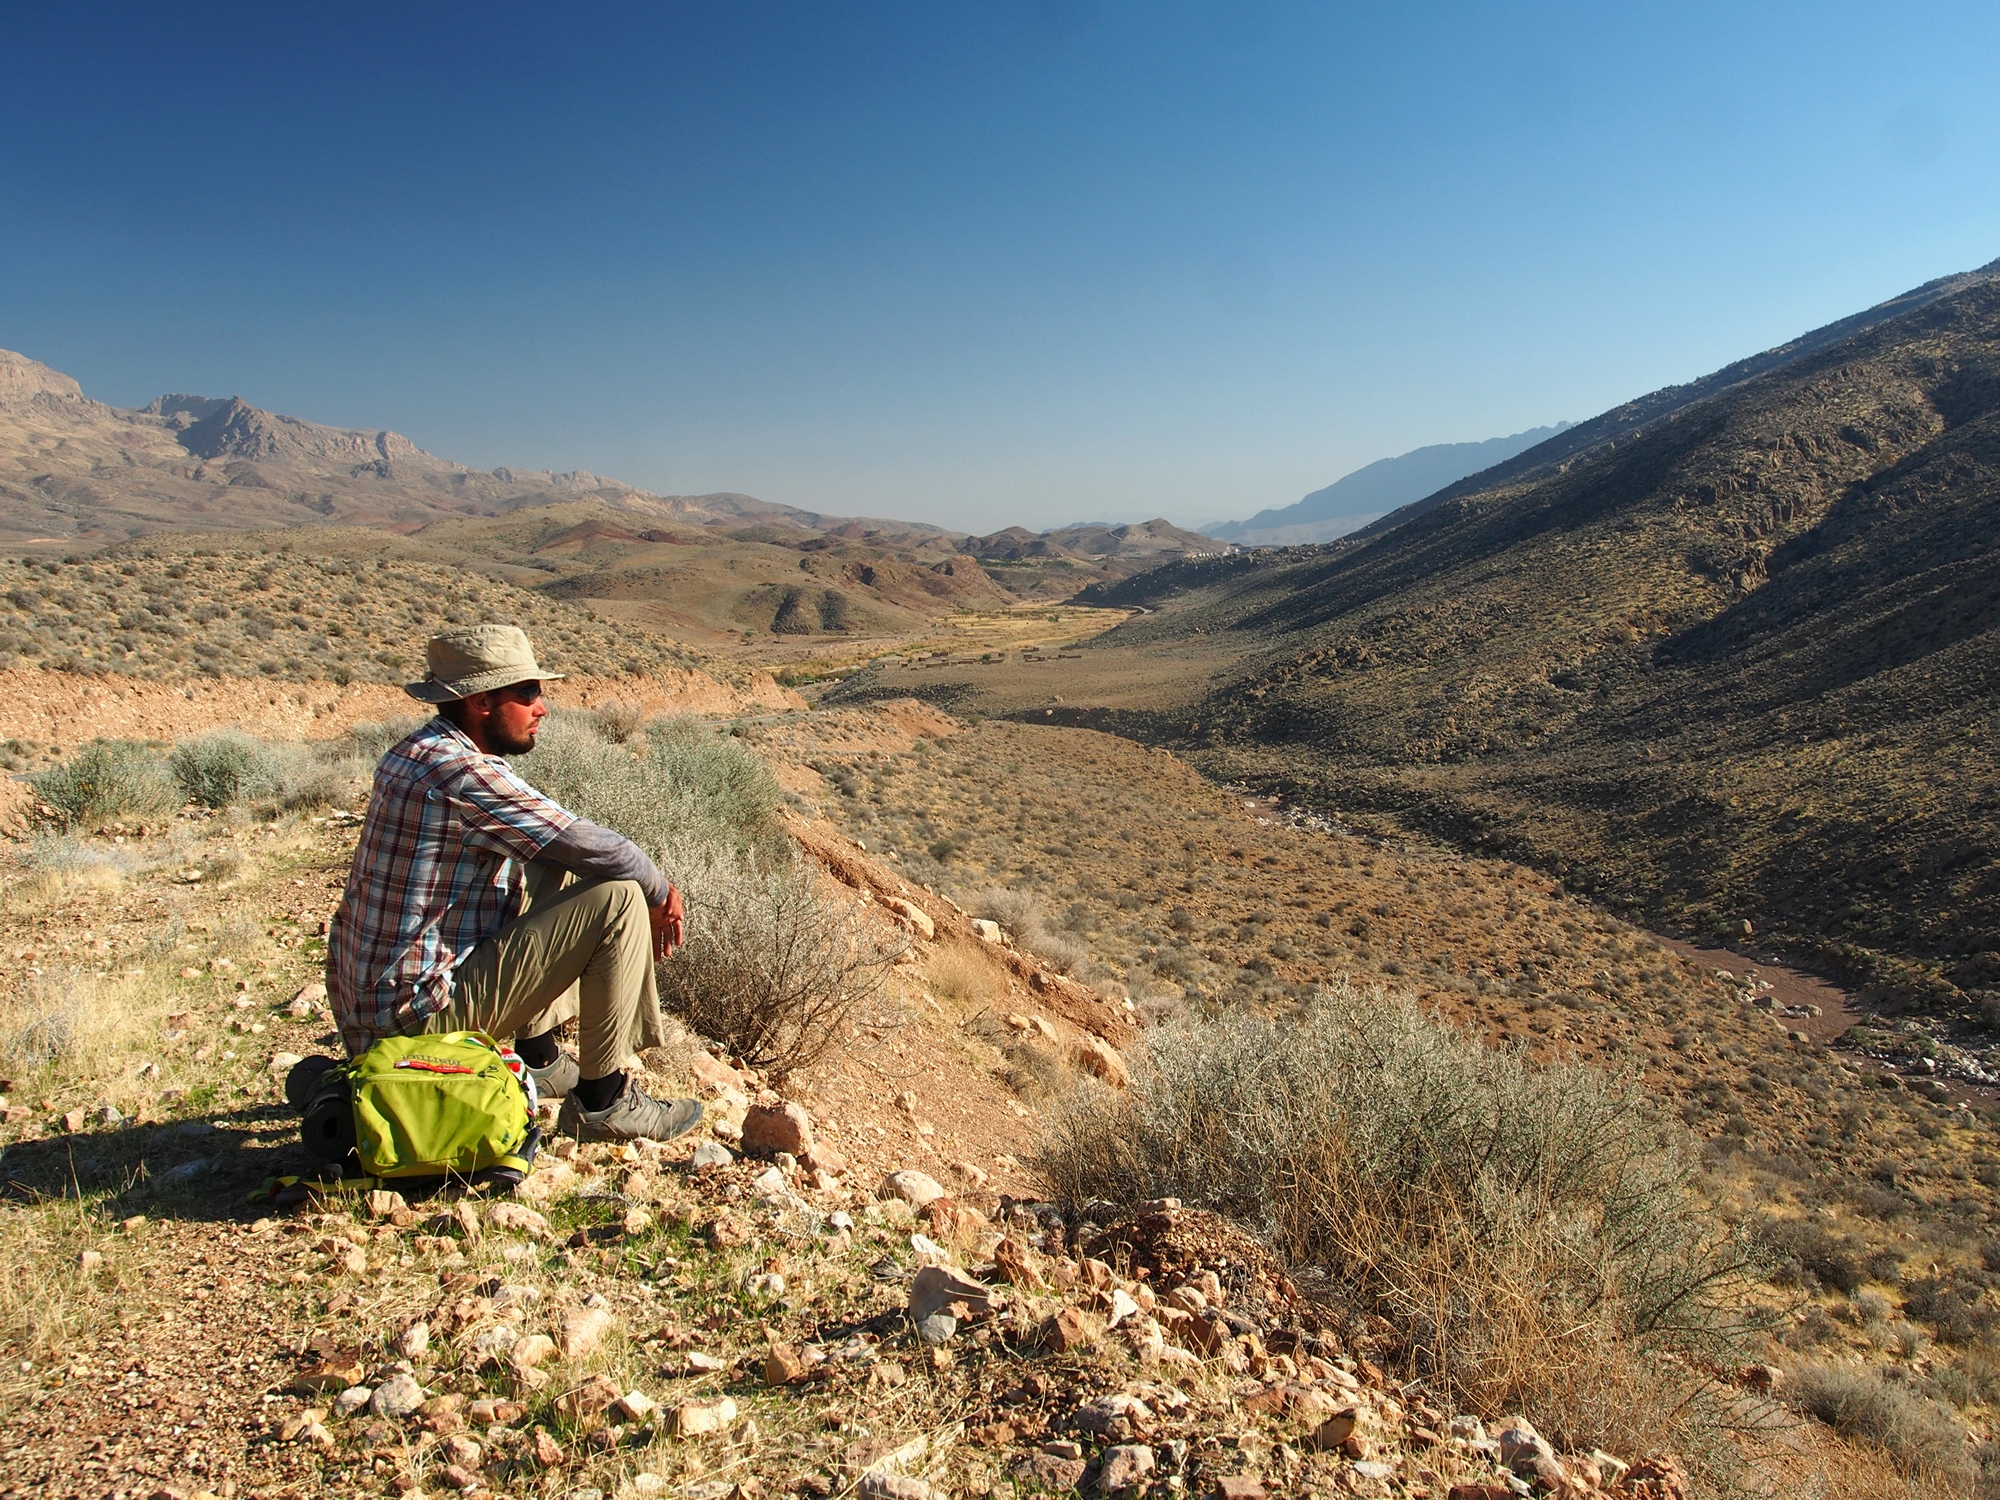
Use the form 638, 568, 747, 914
649, 884, 685, 960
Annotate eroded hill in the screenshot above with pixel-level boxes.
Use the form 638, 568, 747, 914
901, 263, 2000, 1023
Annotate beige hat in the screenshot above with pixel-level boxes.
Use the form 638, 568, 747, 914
404, 624, 566, 703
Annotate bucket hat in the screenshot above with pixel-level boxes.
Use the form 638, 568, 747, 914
403, 624, 566, 703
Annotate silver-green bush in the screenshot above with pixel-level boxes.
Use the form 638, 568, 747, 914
972, 885, 1092, 976
1786, 1362, 1975, 1483
170, 731, 282, 808
169, 729, 367, 812
522, 711, 896, 1075
1036, 984, 1767, 1458
29, 741, 177, 826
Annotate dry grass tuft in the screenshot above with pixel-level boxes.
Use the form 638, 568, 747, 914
1037, 982, 1771, 1466
969, 885, 1092, 976
1785, 1363, 1985, 1490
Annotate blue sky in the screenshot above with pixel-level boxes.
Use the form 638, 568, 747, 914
4, 2, 1998, 534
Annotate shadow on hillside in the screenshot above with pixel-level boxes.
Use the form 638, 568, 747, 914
0, 1104, 307, 1223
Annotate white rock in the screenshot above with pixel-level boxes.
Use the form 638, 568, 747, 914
878, 1169, 946, 1208
614, 1388, 658, 1422
673, 1395, 738, 1436
560, 1304, 615, 1360
690, 1139, 734, 1169
859, 1476, 931, 1500
469, 1323, 518, 1357
368, 1372, 424, 1417
1100, 1445, 1155, 1493
335, 1385, 373, 1416
484, 1202, 551, 1239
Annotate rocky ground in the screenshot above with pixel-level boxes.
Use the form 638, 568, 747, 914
0, 692, 1989, 1499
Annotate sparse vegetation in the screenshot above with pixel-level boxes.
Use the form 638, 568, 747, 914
0, 548, 699, 684
1038, 985, 1769, 1462
520, 711, 901, 1076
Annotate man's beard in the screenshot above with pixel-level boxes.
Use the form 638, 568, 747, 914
492, 724, 538, 756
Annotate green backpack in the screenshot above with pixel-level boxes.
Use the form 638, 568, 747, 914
344, 1031, 536, 1180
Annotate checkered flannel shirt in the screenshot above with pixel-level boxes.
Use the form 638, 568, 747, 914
328, 716, 575, 1054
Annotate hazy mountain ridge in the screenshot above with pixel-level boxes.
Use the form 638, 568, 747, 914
1208, 424, 1572, 546
1081, 258, 2000, 1019
0, 348, 928, 545
961, 516, 1221, 563
0, 350, 1233, 584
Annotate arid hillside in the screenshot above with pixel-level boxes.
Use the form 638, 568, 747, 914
0, 348, 844, 545
1055, 263, 2000, 1024
0, 350, 1226, 628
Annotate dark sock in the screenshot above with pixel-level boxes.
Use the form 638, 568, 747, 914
574, 1071, 627, 1113
514, 1031, 561, 1068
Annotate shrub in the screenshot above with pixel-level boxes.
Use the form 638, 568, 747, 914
593, 700, 649, 744
651, 841, 901, 1077
1036, 985, 1768, 1459
522, 711, 892, 1076
30, 741, 177, 826
972, 886, 1092, 976
1787, 1362, 1974, 1483
170, 730, 280, 807
523, 712, 784, 861
167, 729, 368, 812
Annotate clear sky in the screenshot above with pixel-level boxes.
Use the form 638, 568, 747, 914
4, 3, 1998, 534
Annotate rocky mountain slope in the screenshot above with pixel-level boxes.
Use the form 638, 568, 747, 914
0, 348, 937, 547
0, 349, 1228, 626
1073, 258, 2000, 1022
1206, 425, 1571, 547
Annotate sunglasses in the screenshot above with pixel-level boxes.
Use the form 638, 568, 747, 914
495, 681, 544, 704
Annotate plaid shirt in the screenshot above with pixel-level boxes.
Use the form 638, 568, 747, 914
328, 717, 575, 1054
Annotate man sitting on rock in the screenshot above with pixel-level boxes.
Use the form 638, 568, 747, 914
328, 624, 702, 1143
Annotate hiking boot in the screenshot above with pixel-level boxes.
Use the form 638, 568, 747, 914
524, 1049, 580, 1101
557, 1081, 703, 1143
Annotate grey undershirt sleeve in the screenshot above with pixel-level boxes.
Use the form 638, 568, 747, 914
539, 818, 672, 906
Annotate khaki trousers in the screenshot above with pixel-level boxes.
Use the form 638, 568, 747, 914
425, 862, 670, 1078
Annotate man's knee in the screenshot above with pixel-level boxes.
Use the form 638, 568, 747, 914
604, 877, 647, 914
596, 877, 650, 940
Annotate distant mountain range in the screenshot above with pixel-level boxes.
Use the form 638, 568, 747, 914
0, 350, 1234, 580
0, 351, 966, 548
1206, 425, 1573, 546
